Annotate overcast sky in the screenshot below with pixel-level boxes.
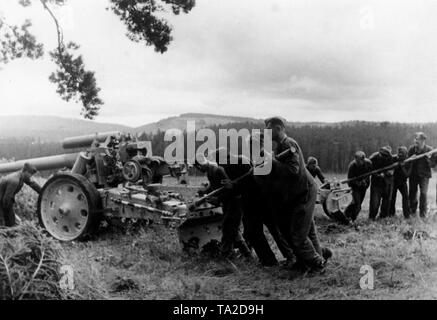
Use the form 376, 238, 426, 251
1, 0, 437, 126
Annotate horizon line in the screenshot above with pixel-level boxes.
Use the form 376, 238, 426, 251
1, 113, 437, 127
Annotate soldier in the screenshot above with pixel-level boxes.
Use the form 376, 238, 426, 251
0, 163, 41, 227
194, 156, 251, 259
369, 146, 394, 220
265, 116, 329, 272
389, 146, 411, 218
306, 157, 326, 184
344, 151, 373, 222
234, 134, 296, 266
408, 132, 435, 217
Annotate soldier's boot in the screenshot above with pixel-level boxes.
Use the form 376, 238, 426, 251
289, 260, 308, 273
289, 259, 325, 276
219, 241, 235, 260
321, 247, 333, 264
262, 257, 279, 267
307, 258, 327, 275
279, 256, 296, 269
234, 240, 254, 259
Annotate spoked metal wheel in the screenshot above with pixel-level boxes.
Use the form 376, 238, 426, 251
37, 173, 102, 241
322, 189, 353, 224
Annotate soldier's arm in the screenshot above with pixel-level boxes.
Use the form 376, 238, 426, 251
316, 167, 326, 183
275, 140, 300, 176
24, 176, 42, 194
364, 162, 373, 187
383, 157, 395, 177
403, 163, 412, 177
347, 164, 359, 188
431, 153, 437, 169
427, 149, 437, 168
407, 146, 415, 157
200, 182, 213, 195
229, 163, 253, 191
203, 167, 228, 195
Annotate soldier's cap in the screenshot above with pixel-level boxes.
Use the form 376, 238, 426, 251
379, 146, 392, 156
398, 146, 408, 153
264, 116, 287, 127
307, 156, 318, 165
415, 132, 427, 141
23, 162, 37, 174
354, 151, 366, 159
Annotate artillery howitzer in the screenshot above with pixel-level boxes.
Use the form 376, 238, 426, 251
0, 132, 223, 251
317, 148, 437, 222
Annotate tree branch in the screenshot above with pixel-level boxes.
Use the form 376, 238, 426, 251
39, 0, 63, 53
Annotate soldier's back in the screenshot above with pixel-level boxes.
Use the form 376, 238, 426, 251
274, 136, 315, 203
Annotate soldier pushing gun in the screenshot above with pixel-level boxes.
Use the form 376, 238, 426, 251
408, 132, 436, 217
0, 163, 41, 227
265, 116, 332, 273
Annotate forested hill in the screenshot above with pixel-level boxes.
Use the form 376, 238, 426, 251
140, 121, 437, 173
2, 119, 437, 173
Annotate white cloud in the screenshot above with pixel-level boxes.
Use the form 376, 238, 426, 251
1, 0, 437, 126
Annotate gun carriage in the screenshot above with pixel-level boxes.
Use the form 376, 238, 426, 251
0, 132, 222, 251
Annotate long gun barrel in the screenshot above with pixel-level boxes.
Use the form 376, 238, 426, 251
0, 153, 79, 174
341, 148, 437, 185
62, 131, 121, 149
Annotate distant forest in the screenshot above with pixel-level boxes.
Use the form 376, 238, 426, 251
140, 121, 437, 173
2, 121, 437, 173
0, 137, 64, 163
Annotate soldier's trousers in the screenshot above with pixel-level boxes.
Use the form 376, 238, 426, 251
369, 182, 393, 219
344, 187, 367, 221
242, 198, 294, 265
220, 197, 246, 254
409, 176, 429, 217
0, 205, 15, 227
277, 184, 324, 269
389, 181, 410, 218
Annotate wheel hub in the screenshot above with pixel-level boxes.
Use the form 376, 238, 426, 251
40, 178, 90, 241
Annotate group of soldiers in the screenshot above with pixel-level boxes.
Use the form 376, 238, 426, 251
194, 116, 332, 273
192, 120, 437, 272
0, 118, 435, 276
341, 132, 435, 223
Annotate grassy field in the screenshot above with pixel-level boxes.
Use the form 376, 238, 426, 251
12, 173, 437, 299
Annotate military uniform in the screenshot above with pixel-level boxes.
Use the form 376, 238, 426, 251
408, 144, 434, 217
389, 155, 411, 218
223, 154, 295, 265
306, 165, 326, 184
0, 171, 41, 226
344, 158, 373, 221
272, 135, 324, 270
369, 150, 394, 219
199, 163, 249, 257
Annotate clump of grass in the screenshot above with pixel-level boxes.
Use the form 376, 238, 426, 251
0, 222, 72, 300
